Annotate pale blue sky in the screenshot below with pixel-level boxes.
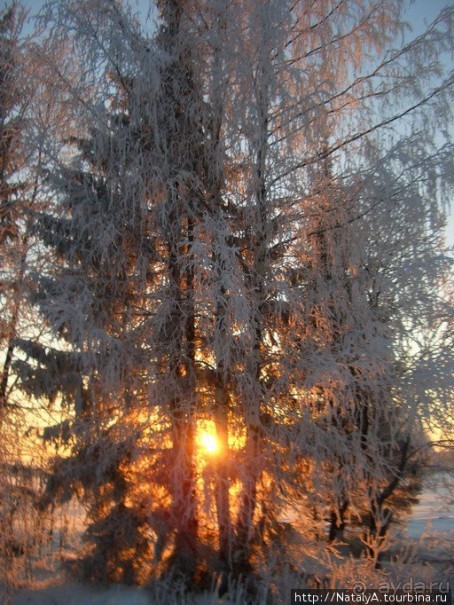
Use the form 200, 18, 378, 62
17, 0, 454, 35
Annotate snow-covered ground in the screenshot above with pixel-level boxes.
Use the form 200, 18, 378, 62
3, 582, 236, 605
406, 472, 454, 540
3, 583, 225, 605
5, 584, 154, 605
3, 474, 453, 605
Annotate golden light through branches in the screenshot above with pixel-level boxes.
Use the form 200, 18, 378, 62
197, 427, 220, 455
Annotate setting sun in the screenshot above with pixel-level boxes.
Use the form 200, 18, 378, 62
198, 430, 219, 455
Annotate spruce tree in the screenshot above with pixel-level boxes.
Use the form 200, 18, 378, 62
17, 0, 454, 591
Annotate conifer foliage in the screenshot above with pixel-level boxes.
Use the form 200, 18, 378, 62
4, 0, 453, 594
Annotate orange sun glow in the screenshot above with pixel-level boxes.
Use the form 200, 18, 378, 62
198, 430, 219, 454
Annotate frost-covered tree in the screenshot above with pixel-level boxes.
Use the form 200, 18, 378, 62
15, 10, 158, 582
204, 0, 453, 578
17, 0, 454, 593
18, 0, 216, 584
353, 136, 453, 557
0, 2, 57, 588
294, 156, 435, 555
0, 1, 30, 409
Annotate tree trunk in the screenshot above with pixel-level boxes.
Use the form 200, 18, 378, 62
0, 237, 28, 409
214, 377, 231, 570
166, 212, 199, 581
169, 415, 198, 579
233, 423, 260, 576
